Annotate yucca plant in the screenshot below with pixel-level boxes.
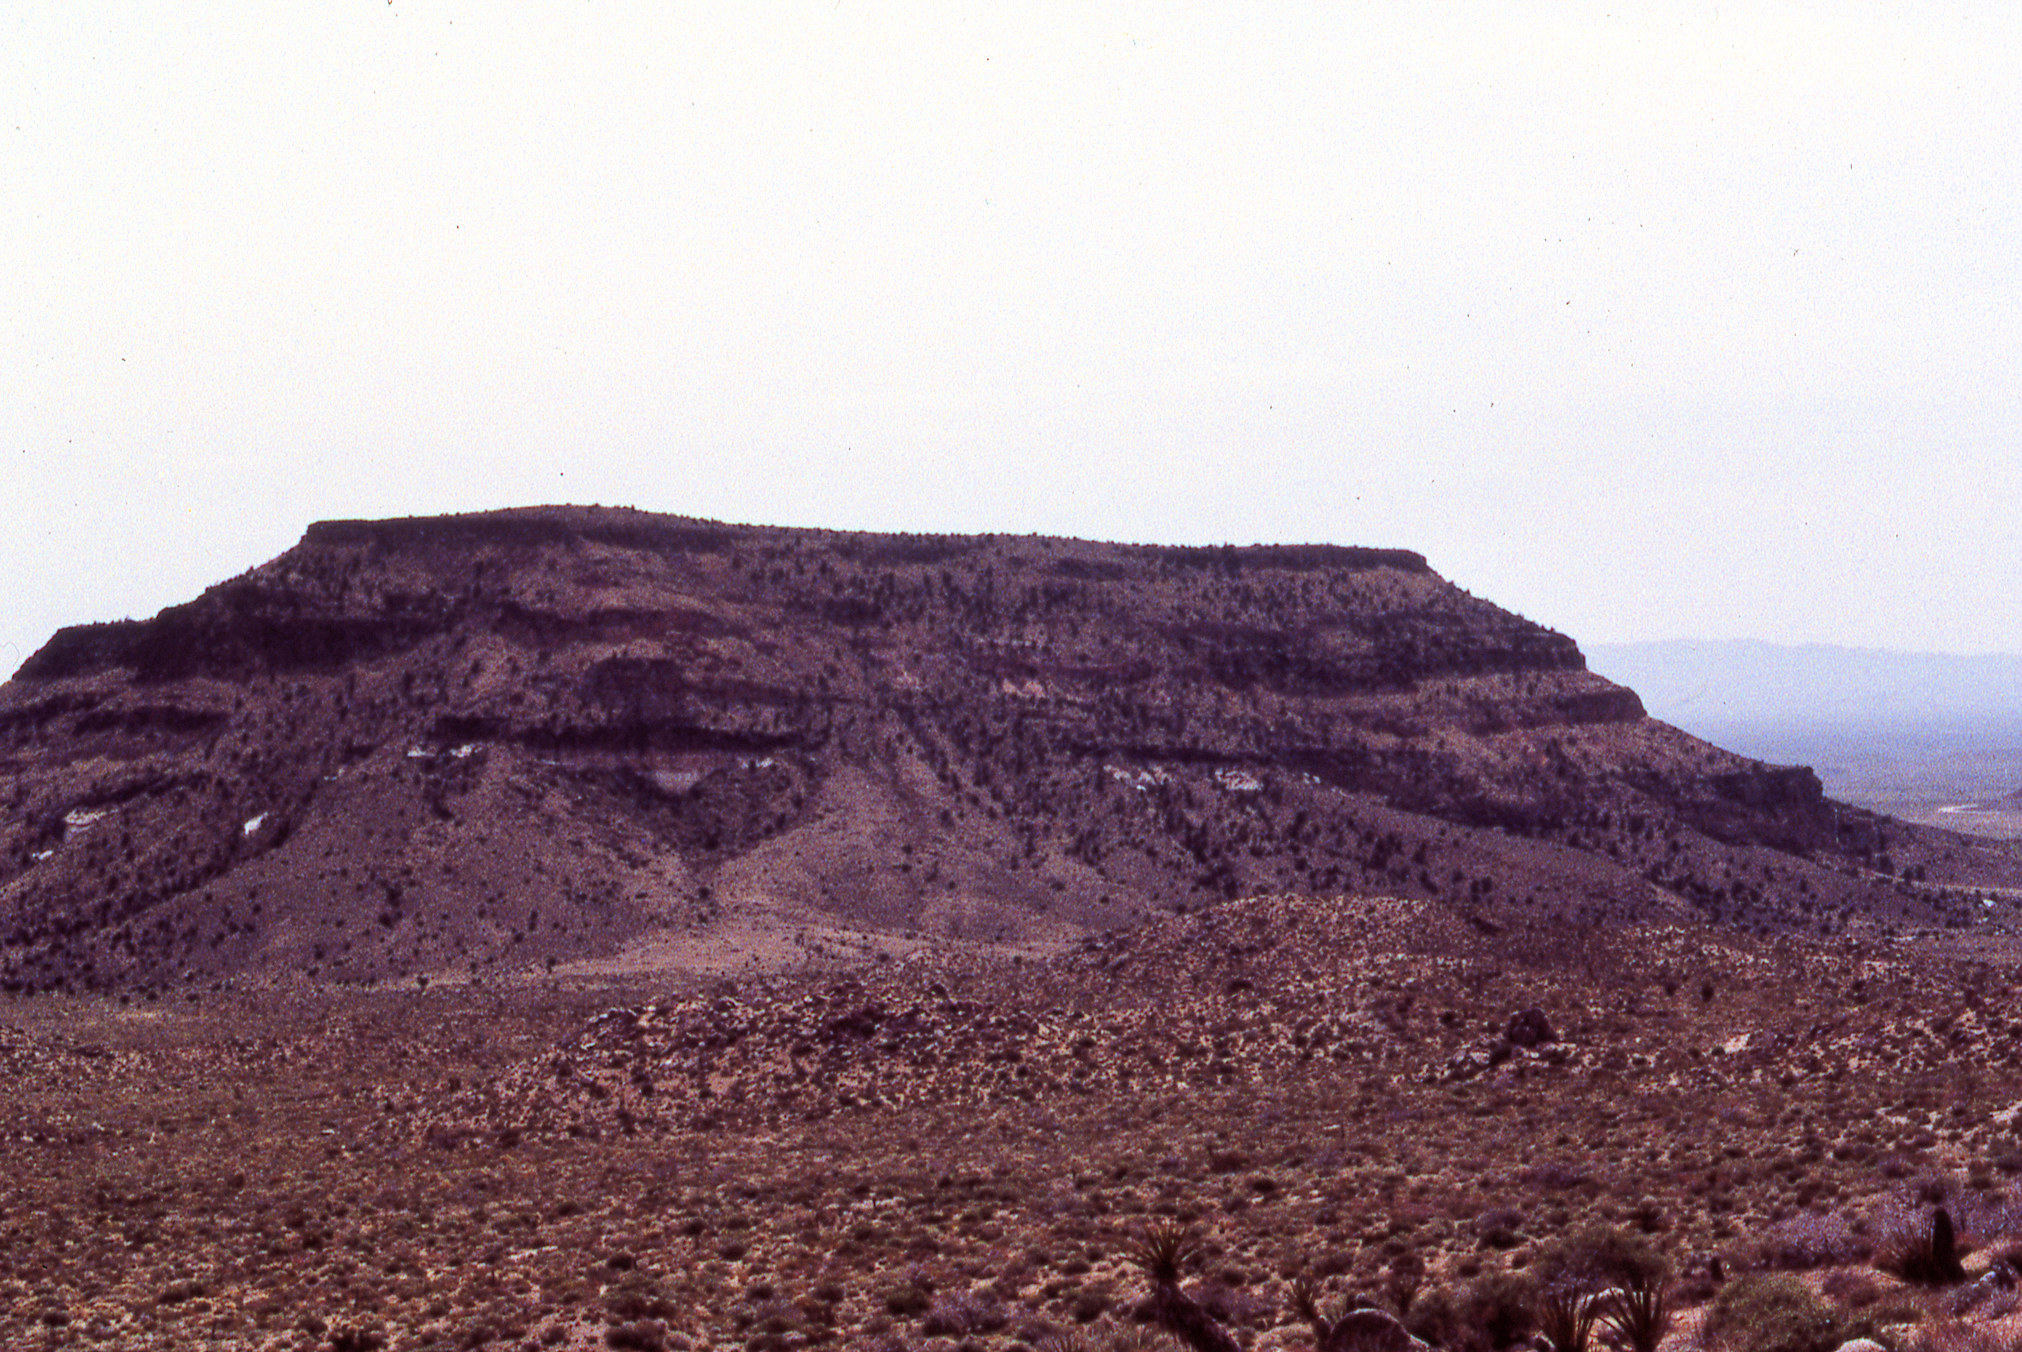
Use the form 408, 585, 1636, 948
1879, 1206, 1968, 1286
1533, 1284, 1597, 1352
1598, 1274, 1671, 1352
1124, 1224, 1238, 1352
1289, 1275, 1346, 1348
1528, 1220, 1672, 1352
1126, 1222, 1202, 1288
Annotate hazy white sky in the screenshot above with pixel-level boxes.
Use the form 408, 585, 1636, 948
5, 2, 2019, 672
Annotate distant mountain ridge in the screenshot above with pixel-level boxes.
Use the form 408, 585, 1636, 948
1585, 641, 2022, 840
1586, 640, 2022, 754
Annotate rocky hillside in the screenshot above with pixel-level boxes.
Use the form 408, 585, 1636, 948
1, 508, 2014, 991
8, 894, 2022, 1350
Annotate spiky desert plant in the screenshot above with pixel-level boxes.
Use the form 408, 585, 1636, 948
1880, 1206, 1968, 1286
1383, 1261, 1423, 1318
1036, 1330, 1095, 1352
1127, 1222, 1202, 1288
1124, 1224, 1239, 1352
1289, 1276, 1336, 1343
1533, 1285, 1597, 1352
1108, 1327, 1182, 1352
1039, 1327, 1179, 1352
1599, 1272, 1672, 1352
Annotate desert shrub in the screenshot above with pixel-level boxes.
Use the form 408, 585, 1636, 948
328, 1327, 389, 1352
1951, 1188, 2022, 1245
1910, 1172, 1959, 1206
1819, 1268, 1883, 1310
1476, 1207, 1527, 1251
1672, 1259, 1721, 1307
1195, 1279, 1269, 1328
1866, 1294, 1925, 1330
604, 1274, 675, 1321
604, 1322, 666, 1352
156, 1278, 209, 1304
1384, 1253, 1425, 1315
1039, 1327, 1179, 1352
1702, 1273, 1863, 1352
1407, 1272, 1534, 1352
1071, 1286, 1118, 1323
1112, 1330, 1181, 1352
1402, 1286, 1462, 1348
1877, 1207, 1968, 1286
921, 1290, 1009, 1336
1911, 1321, 2017, 1352
881, 1281, 933, 1317
1531, 1222, 1668, 1293
1754, 1210, 1868, 1270
744, 1298, 805, 1336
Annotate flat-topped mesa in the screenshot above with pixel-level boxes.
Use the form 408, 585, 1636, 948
300, 507, 1432, 568
13, 510, 1544, 693
1, 507, 1975, 993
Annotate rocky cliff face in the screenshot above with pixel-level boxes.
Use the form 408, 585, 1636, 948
0, 508, 2004, 991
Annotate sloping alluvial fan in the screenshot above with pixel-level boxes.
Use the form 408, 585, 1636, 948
0, 507, 2010, 991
